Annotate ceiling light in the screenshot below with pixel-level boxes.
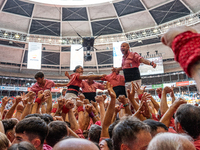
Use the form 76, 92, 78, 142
189, 18, 193, 21
4, 33, 8, 36
49, 39, 52, 42
165, 26, 169, 29
142, 32, 146, 35
176, 22, 181, 25
15, 34, 20, 38
38, 38, 41, 41
138, 40, 142, 43
153, 29, 158, 33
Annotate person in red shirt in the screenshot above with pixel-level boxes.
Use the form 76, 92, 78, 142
65, 65, 106, 99
81, 73, 104, 102
102, 70, 126, 98
30, 72, 68, 95
113, 42, 156, 96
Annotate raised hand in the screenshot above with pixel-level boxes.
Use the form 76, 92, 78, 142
141, 92, 151, 102
127, 81, 136, 99
83, 99, 90, 105
38, 90, 44, 99
135, 82, 145, 96
156, 88, 162, 95
57, 97, 65, 111
27, 91, 36, 103
16, 103, 24, 112
65, 71, 70, 79
107, 82, 116, 99
118, 95, 128, 104
91, 101, 97, 108
85, 104, 93, 114
139, 100, 151, 119
65, 100, 75, 109
102, 94, 107, 101
2, 96, 10, 107
115, 104, 121, 114
79, 94, 85, 101
171, 98, 187, 110
15, 96, 22, 104
163, 86, 173, 94
95, 95, 104, 104
76, 100, 83, 107
151, 61, 156, 68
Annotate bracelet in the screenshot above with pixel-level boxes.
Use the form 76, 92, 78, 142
146, 113, 152, 119
77, 106, 84, 112
55, 111, 61, 115
51, 108, 57, 113
62, 106, 69, 114
123, 103, 129, 107
42, 102, 46, 105
138, 94, 143, 100
89, 112, 95, 118
120, 104, 125, 109
27, 102, 32, 105
35, 98, 41, 104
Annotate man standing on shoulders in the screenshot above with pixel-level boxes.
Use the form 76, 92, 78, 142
31, 72, 68, 95
113, 42, 156, 95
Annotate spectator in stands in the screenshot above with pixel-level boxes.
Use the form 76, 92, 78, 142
112, 42, 156, 96
53, 138, 99, 150
30, 72, 68, 95
112, 117, 152, 150
12, 117, 51, 150
147, 133, 195, 150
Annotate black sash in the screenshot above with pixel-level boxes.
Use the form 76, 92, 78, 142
83, 92, 96, 102
123, 67, 141, 82
66, 85, 79, 95
113, 86, 127, 98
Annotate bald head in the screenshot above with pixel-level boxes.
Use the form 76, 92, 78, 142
53, 138, 99, 150
121, 42, 130, 55
147, 133, 196, 150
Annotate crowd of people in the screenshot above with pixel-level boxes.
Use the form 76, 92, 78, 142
0, 26, 200, 150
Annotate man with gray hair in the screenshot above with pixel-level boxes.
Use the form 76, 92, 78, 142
112, 116, 152, 150
147, 132, 195, 150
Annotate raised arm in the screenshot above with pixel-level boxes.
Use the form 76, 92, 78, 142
21, 91, 35, 120
139, 58, 156, 68
101, 82, 116, 138
127, 82, 139, 111
160, 86, 172, 115
118, 95, 132, 116
44, 90, 52, 114
160, 98, 187, 127
79, 74, 106, 80
1, 97, 10, 117
5, 96, 22, 119
31, 90, 44, 114
95, 95, 105, 123
76, 100, 85, 131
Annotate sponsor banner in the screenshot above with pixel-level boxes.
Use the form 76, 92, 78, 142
51, 88, 62, 93
0, 86, 15, 91
142, 85, 152, 89
176, 81, 189, 86
113, 42, 124, 68
70, 45, 83, 71
163, 82, 176, 87
15, 87, 28, 91
189, 80, 196, 85
27, 42, 42, 69
152, 84, 163, 89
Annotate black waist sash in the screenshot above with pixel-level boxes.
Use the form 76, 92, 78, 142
123, 67, 141, 82
66, 85, 79, 95
113, 86, 127, 98
83, 92, 96, 102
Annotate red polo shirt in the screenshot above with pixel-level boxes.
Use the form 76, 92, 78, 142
81, 80, 104, 93
67, 73, 82, 87
30, 79, 55, 95
122, 51, 142, 69
103, 72, 125, 87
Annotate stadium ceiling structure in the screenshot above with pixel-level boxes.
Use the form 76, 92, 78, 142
0, 0, 200, 77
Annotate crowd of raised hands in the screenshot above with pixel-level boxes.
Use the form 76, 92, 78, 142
0, 79, 195, 150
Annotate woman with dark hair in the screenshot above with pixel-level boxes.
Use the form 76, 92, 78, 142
65, 65, 106, 99
8, 141, 36, 150
99, 138, 113, 150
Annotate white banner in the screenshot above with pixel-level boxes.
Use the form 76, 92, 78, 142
113, 42, 124, 68
27, 42, 42, 69
70, 45, 83, 71
139, 57, 164, 76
